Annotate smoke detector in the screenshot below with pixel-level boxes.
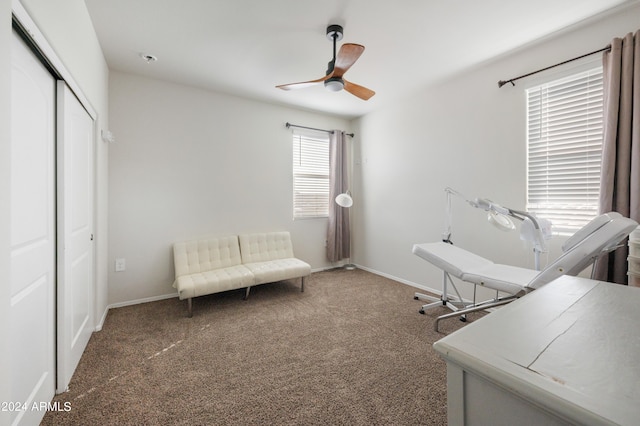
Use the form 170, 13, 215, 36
139, 53, 157, 63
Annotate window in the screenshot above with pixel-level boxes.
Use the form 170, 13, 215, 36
526, 67, 603, 233
292, 130, 330, 219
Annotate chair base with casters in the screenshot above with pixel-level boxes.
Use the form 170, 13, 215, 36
414, 267, 482, 322
415, 270, 504, 324
413, 212, 638, 332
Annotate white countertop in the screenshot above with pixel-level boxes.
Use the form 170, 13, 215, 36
434, 275, 640, 426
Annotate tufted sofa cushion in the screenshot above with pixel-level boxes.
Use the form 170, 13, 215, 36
173, 236, 253, 300
238, 232, 295, 263
174, 265, 254, 299
174, 236, 243, 276
239, 232, 311, 285
241, 257, 311, 286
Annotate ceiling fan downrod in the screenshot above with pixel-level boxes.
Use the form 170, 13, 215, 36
325, 24, 345, 91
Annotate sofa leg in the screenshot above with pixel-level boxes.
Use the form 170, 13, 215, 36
187, 298, 193, 318
244, 286, 251, 300
301, 276, 305, 292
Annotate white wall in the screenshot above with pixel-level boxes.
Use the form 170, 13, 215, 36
108, 72, 351, 305
352, 4, 640, 300
12, 0, 110, 324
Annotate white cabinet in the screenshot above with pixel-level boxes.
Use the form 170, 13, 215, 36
434, 275, 640, 426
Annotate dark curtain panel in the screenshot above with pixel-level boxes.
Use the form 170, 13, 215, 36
596, 30, 640, 284
327, 131, 350, 262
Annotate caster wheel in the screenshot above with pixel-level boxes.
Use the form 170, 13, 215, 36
414, 296, 419, 300
419, 310, 425, 315
459, 316, 467, 322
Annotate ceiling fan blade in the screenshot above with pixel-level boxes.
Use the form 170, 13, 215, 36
344, 79, 375, 100
276, 74, 332, 90
333, 43, 365, 77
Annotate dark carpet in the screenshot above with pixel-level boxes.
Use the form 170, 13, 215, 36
41, 268, 479, 425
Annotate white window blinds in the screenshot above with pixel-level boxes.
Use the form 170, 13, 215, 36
526, 67, 603, 233
292, 130, 330, 218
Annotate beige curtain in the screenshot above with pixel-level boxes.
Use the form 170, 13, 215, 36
327, 131, 350, 262
595, 30, 640, 284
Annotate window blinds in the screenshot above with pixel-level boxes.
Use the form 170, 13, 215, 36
526, 67, 603, 233
292, 130, 330, 218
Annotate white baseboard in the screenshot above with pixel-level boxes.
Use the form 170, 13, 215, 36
311, 265, 341, 273
353, 264, 444, 297
94, 307, 109, 332
109, 292, 179, 309
94, 292, 179, 331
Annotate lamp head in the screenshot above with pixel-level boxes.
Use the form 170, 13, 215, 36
488, 210, 516, 231
335, 193, 353, 208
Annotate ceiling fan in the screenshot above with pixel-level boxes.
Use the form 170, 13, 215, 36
276, 24, 375, 100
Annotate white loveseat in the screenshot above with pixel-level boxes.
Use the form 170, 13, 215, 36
173, 231, 311, 316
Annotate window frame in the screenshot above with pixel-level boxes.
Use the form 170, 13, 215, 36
292, 129, 330, 220
525, 63, 604, 235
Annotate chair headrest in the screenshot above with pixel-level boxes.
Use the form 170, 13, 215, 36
529, 213, 638, 290
562, 212, 622, 252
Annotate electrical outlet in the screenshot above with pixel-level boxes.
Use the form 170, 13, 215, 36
115, 258, 126, 272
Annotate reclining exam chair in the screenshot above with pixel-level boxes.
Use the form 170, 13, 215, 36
413, 212, 638, 331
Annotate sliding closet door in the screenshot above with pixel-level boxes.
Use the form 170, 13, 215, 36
10, 30, 56, 425
56, 82, 95, 393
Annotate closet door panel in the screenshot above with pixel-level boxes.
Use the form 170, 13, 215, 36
10, 30, 56, 426
56, 81, 95, 393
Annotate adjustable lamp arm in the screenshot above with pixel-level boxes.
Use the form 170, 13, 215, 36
443, 187, 483, 242
443, 187, 548, 270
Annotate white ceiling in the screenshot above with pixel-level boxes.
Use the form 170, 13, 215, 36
84, 0, 636, 119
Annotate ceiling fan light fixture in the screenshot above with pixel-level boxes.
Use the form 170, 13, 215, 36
324, 77, 344, 92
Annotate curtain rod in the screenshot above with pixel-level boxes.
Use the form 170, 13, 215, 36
498, 45, 611, 88
285, 122, 354, 137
